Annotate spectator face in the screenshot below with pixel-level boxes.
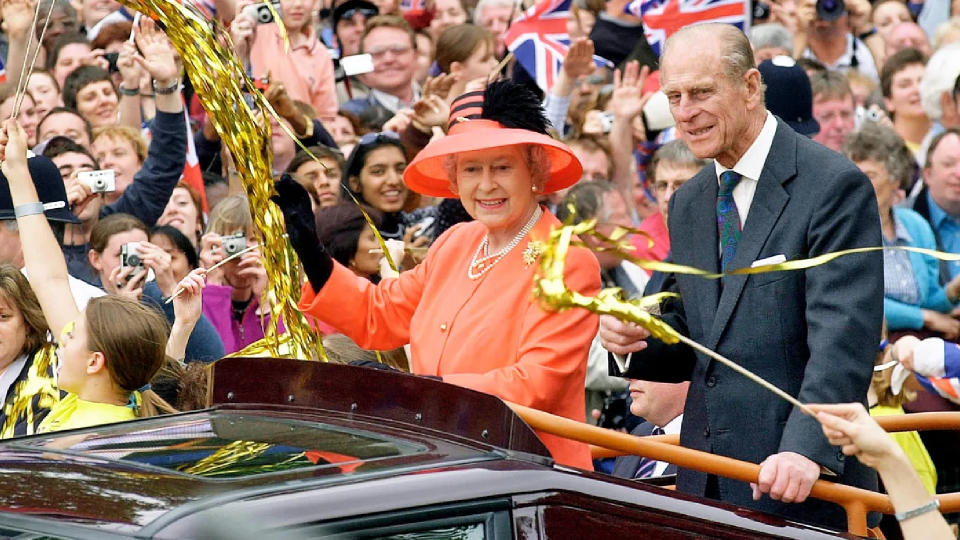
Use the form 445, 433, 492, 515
924, 133, 960, 214
52, 150, 102, 222
627, 379, 689, 427
350, 227, 382, 276
27, 72, 62, 120
350, 145, 407, 212
75, 80, 119, 128
566, 8, 594, 41
53, 43, 92, 87
886, 23, 932, 58
38, 111, 91, 148
873, 1, 912, 42
477, 3, 513, 56
295, 158, 342, 208
81, 0, 120, 28
370, 0, 397, 15
336, 12, 370, 56
361, 27, 416, 95
653, 161, 700, 224
429, 0, 467, 39
452, 146, 537, 238
42, 8, 81, 48
0, 223, 24, 267
89, 228, 149, 288
590, 190, 632, 270
414, 33, 433, 85
570, 145, 610, 182
812, 95, 855, 151
661, 34, 763, 166
453, 41, 498, 82
280, 0, 316, 32
149, 233, 192, 282
0, 293, 27, 367
329, 114, 358, 145
220, 231, 262, 291
0, 94, 39, 147
884, 63, 926, 120
158, 187, 203, 245
56, 311, 94, 395
270, 116, 297, 172
856, 159, 899, 213
92, 135, 141, 195
754, 46, 792, 64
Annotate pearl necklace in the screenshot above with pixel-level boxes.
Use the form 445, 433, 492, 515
468, 206, 543, 280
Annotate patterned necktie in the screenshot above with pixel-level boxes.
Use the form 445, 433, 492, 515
633, 426, 666, 479
717, 171, 743, 271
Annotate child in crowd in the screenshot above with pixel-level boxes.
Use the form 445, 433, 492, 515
1, 119, 206, 432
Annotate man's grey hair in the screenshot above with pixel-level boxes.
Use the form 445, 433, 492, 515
920, 42, 960, 122
475, 0, 514, 18
663, 23, 757, 83
648, 140, 710, 183
749, 23, 794, 55
842, 124, 914, 190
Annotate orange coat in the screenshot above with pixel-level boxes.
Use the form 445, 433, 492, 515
299, 210, 601, 468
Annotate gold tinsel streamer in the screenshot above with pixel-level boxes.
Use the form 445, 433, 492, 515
0, 343, 60, 438
114, 0, 324, 360
179, 440, 272, 476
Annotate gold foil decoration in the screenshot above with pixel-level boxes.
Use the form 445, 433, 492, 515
1, 343, 60, 438
179, 439, 272, 476
115, 0, 324, 360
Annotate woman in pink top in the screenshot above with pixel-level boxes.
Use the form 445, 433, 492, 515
231, 0, 338, 121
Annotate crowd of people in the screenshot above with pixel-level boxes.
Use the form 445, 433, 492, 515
1, 0, 960, 535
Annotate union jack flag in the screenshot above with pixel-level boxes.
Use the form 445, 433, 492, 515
503, 0, 611, 92
0, 56, 6, 84
626, 0, 750, 56
400, 0, 426, 14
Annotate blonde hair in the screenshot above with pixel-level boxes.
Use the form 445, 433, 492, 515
92, 125, 148, 162
206, 195, 253, 237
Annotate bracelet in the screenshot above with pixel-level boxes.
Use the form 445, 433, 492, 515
153, 79, 181, 95
141, 92, 156, 98
14, 202, 44, 218
118, 86, 140, 96
895, 499, 940, 522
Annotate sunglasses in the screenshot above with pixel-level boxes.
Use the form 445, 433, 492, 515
357, 131, 400, 146
339, 7, 377, 20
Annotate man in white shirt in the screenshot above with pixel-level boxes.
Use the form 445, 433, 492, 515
612, 379, 688, 479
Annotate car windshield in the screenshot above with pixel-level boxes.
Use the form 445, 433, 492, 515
17, 412, 427, 479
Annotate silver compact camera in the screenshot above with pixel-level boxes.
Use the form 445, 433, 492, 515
77, 169, 116, 193
221, 233, 247, 256
243, 1, 281, 24
120, 242, 143, 270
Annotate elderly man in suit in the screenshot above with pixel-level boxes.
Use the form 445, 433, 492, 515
600, 23, 882, 530
612, 379, 688, 479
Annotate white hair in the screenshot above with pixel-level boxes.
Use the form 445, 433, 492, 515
920, 42, 960, 121
475, 0, 514, 18
749, 23, 794, 54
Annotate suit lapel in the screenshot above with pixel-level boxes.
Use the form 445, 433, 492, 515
706, 121, 796, 349
684, 171, 721, 335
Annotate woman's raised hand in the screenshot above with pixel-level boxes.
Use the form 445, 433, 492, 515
173, 268, 207, 329
108, 265, 147, 302
0, 119, 29, 179
132, 17, 178, 83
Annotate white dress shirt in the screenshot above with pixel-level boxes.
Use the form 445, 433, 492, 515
713, 111, 778, 227
652, 413, 683, 477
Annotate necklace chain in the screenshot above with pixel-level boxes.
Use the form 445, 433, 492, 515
467, 206, 542, 280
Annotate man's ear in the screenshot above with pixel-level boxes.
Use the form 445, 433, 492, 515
743, 68, 763, 109
88, 249, 102, 273
87, 351, 107, 376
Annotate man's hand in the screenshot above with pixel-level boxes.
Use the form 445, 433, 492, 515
1, 0, 35, 39
422, 73, 457, 101
598, 314, 651, 355
751, 451, 820, 503
563, 38, 596, 79
382, 109, 414, 134
922, 309, 960, 340
412, 94, 448, 130
132, 17, 179, 84
117, 41, 143, 90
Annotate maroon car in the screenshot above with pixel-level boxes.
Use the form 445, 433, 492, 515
0, 358, 852, 539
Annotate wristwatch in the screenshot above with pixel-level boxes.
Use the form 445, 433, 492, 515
118, 85, 140, 96
153, 78, 181, 95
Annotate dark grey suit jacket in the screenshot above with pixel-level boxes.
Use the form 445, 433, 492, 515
612, 421, 678, 479
620, 118, 883, 530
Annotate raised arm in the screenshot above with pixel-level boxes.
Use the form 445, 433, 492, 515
0, 120, 79, 336
609, 60, 652, 219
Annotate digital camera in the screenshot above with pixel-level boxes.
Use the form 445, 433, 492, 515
121, 242, 143, 271
78, 169, 116, 193
222, 233, 247, 256
243, 1, 281, 24
816, 0, 845, 21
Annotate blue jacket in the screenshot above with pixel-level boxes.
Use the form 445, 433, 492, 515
142, 282, 225, 363
885, 207, 955, 330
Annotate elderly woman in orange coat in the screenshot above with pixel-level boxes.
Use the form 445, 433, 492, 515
272, 80, 601, 469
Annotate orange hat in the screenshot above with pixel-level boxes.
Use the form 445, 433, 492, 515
403, 82, 583, 199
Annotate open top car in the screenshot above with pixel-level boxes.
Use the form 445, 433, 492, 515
0, 358, 900, 539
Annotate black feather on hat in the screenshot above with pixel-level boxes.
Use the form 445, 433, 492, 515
479, 80, 550, 135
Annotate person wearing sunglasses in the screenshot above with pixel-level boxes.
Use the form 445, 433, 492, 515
273, 79, 601, 469
333, 0, 379, 57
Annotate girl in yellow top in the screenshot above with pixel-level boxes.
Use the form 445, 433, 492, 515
1, 119, 208, 434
